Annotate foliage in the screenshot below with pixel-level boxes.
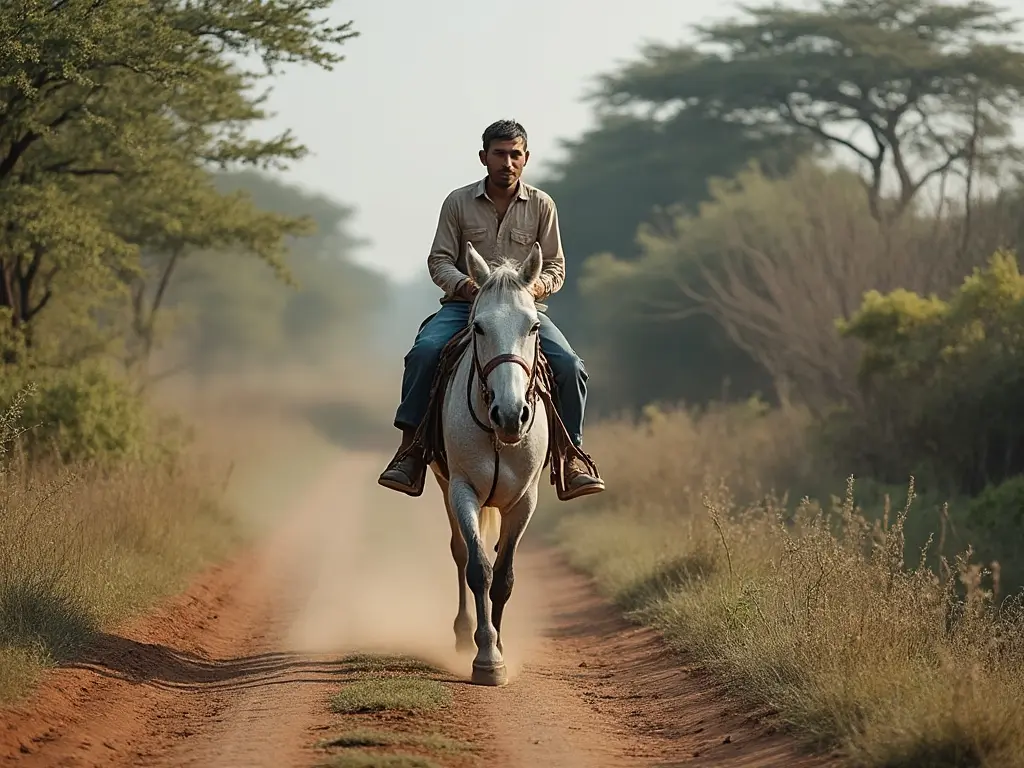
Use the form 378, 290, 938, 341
596, 0, 1024, 223
153, 170, 388, 377
839, 249, 1024, 494
547, 403, 1024, 767
0, 0, 357, 364
0, 388, 237, 702
539, 0, 1024, 413
967, 475, 1024, 551
536, 94, 808, 413
0, 364, 179, 462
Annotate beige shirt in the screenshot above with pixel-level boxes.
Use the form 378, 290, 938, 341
426, 177, 566, 303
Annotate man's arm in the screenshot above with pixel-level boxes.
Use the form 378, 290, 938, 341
534, 196, 566, 300
426, 193, 470, 296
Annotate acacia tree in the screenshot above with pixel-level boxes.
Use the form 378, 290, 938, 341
597, 0, 1024, 224
0, 0, 356, 362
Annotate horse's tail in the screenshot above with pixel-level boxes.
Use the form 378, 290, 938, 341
479, 505, 501, 555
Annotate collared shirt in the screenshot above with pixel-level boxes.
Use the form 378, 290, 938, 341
426, 177, 566, 303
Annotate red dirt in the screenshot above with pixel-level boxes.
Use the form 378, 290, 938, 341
0, 452, 838, 767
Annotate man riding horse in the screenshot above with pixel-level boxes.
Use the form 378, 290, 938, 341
377, 119, 605, 501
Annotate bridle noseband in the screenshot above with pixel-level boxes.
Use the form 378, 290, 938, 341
464, 322, 542, 509
466, 331, 541, 436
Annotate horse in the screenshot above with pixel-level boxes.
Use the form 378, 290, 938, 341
431, 241, 550, 687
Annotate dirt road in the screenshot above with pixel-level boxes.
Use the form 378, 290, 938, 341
0, 451, 830, 767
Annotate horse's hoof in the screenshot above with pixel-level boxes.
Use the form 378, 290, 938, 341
455, 636, 475, 655
471, 663, 508, 687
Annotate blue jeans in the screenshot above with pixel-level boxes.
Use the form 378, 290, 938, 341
394, 301, 588, 446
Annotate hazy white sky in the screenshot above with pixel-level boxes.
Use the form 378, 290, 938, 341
255, 0, 740, 284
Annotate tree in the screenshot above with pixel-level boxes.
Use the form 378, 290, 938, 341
594, 157, 1024, 412
150, 171, 389, 379
0, 0, 356, 361
123, 166, 313, 381
596, 0, 1024, 224
535, 90, 807, 412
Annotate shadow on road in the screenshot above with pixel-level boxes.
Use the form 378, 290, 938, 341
63, 633, 463, 692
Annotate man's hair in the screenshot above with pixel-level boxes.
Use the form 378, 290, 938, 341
482, 119, 528, 151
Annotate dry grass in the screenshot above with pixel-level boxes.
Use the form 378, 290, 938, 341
317, 729, 472, 752
329, 677, 452, 715
550, 402, 1024, 767
0, 384, 243, 704
0, 448, 238, 702
317, 752, 441, 768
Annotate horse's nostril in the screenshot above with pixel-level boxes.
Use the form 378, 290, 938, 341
489, 405, 500, 424
520, 405, 530, 424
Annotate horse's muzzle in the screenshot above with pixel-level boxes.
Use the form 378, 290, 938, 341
490, 402, 531, 444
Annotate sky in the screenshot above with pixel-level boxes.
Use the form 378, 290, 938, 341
254, 0, 742, 285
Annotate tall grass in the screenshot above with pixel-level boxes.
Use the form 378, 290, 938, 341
0, 390, 239, 703
550, 402, 1024, 767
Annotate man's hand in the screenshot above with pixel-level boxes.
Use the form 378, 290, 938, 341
455, 278, 479, 302
529, 281, 547, 301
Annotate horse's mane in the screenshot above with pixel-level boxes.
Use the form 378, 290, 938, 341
474, 260, 528, 309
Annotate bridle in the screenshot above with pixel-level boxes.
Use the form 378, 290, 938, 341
465, 323, 542, 507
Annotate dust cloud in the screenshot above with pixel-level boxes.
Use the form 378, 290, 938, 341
281, 450, 545, 680
153, 359, 547, 683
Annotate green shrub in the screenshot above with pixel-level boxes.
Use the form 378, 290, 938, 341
0, 364, 186, 463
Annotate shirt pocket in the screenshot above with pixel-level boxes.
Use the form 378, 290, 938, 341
462, 227, 489, 256
509, 227, 536, 258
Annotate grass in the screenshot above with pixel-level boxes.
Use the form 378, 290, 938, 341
0, 448, 238, 703
0, 362, 396, 705
318, 728, 472, 752
329, 677, 452, 715
317, 752, 441, 768
0, 381, 261, 704
547, 401, 1024, 768
338, 653, 446, 677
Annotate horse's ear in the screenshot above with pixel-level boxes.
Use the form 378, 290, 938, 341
466, 241, 490, 285
519, 242, 543, 287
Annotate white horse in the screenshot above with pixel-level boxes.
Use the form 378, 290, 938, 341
431, 241, 550, 687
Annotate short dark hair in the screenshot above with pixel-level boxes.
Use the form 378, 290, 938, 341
482, 119, 528, 151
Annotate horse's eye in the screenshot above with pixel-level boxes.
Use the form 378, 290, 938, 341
473, 322, 484, 335
529, 323, 540, 334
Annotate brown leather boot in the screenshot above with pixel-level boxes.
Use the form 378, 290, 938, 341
558, 456, 606, 501
377, 430, 428, 497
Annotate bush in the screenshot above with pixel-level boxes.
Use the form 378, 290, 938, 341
549, 406, 1024, 767
0, 387, 235, 702
0, 364, 186, 463
837, 250, 1024, 496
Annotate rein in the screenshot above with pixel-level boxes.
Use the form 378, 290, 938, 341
466, 331, 542, 506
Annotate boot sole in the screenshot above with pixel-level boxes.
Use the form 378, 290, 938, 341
377, 476, 425, 497
558, 481, 606, 502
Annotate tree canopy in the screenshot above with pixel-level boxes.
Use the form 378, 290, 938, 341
0, 0, 356, 365
596, 0, 1024, 222
0, 0, 363, 458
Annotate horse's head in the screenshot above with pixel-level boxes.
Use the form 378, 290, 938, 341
465, 241, 543, 445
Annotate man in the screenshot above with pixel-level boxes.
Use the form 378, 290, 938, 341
377, 119, 604, 501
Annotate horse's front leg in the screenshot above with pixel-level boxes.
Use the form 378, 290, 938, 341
491, 487, 537, 655
449, 479, 505, 686
440, 477, 474, 654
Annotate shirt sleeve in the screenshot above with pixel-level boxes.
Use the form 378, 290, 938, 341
535, 195, 566, 298
426, 193, 467, 295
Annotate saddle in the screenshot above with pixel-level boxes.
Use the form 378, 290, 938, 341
409, 323, 600, 500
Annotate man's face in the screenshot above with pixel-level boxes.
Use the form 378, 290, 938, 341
479, 138, 529, 190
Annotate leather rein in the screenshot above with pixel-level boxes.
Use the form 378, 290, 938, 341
465, 331, 542, 507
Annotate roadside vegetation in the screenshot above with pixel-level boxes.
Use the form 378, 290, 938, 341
0, 0, 390, 703
540, 0, 1024, 765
